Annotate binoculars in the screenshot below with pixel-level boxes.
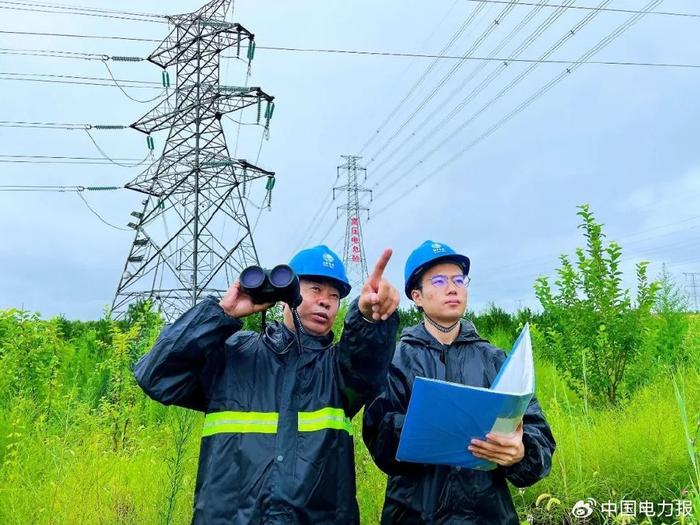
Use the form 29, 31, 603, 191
239, 264, 302, 308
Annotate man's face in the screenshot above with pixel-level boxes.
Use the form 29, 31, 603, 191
295, 278, 341, 336
411, 262, 468, 323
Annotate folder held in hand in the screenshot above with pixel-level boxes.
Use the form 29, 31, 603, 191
396, 324, 534, 471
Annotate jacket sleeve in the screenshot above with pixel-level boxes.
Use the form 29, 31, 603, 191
362, 350, 424, 477
335, 298, 399, 418
501, 394, 556, 487
133, 296, 242, 412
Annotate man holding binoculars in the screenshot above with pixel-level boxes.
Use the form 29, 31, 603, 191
134, 245, 400, 524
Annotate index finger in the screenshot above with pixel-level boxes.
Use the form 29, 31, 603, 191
369, 248, 393, 285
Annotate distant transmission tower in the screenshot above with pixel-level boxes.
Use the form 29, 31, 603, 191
113, 0, 276, 321
333, 155, 371, 291
684, 272, 700, 312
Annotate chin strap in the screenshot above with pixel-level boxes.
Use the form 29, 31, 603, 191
423, 313, 460, 334
291, 307, 305, 353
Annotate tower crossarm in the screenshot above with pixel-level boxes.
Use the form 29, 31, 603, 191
130, 87, 274, 134
151, 14, 253, 69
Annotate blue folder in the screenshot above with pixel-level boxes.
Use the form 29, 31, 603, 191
396, 324, 534, 471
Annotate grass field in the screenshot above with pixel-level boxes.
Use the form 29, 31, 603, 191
0, 310, 698, 524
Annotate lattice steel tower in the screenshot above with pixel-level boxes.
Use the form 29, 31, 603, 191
113, 0, 275, 321
333, 155, 371, 291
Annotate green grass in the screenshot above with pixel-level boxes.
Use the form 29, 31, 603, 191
0, 311, 698, 524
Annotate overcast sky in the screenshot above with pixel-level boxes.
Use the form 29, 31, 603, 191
1, 0, 699, 319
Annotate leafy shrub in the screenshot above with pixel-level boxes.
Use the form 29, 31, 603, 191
534, 205, 660, 406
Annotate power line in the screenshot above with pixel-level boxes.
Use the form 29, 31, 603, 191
465, 0, 700, 19
0, 154, 144, 165
0, 120, 88, 129
3, 39, 700, 72
312, 1, 559, 248
84, 130, 155, 168
316, 216, 341, 247
101, 60, 167, 102
0, 184, 121, 192
0, 71, 162, 90
0, 76, 154, 89
291, 0, 474, 253
292, 191, 335, 255
367, 0, 604, 198
357, 1, 489, 156
367, 1, 524, 165
0, 1, 166, 23
75, 192, 130, 231
0, 29, 161, 42
250, 50, 700, 69
475, 228, 700, 291
0, 0, 164, 18
0, 1, 696, 44
0, 6, 160, 23
367, 0, 565, 175
0, 71, 156, 84
0, 183, 130, 231
0, 40, 700, 71
368, 0, 662, 214
0, 71, 158, 85
311, 1, 526, 251
0, 120, 127, 130
0, 47, 107, 61
472, 214, 700, 285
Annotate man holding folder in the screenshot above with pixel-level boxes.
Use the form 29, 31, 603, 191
363, 240, 555, 524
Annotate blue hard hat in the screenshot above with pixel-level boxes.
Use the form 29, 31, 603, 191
289, 245, 352, 298
404, 240, 470, 299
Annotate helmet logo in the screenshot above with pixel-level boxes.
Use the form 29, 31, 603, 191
431, 243, 445, 254
322, 253, 335, 268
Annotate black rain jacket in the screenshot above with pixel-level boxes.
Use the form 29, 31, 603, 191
134, 296, 398, 524
362, 321, 555, 524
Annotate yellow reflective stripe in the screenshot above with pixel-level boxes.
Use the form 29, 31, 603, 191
298, 407, 352, 433
202, 408, 352, 437
202, 411, 278, 437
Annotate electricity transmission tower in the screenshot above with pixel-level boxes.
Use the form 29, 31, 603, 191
685, 272, 700, 312
113, 0, 275, 321
333, 155, 371, 291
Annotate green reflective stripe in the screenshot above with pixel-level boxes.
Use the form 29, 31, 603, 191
202, 411, 278, 437
298, 407, 352, 433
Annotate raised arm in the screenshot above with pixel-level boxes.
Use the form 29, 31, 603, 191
336, 249, 400, 416
134, 282, 272, 411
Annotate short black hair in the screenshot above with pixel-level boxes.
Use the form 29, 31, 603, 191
408, 272, 425, 313
409, 269, 425, 295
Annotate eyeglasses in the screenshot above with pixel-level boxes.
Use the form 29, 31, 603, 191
427, 274, 471, 288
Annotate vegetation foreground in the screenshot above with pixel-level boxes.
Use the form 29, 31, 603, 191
1, 206, 698, 524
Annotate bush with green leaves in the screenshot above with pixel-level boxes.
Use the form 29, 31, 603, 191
534, 204, 660, 406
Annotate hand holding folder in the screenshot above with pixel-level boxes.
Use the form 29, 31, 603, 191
396, 324, 534, 471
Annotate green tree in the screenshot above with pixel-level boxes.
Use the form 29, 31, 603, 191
534, 204, 660, 406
